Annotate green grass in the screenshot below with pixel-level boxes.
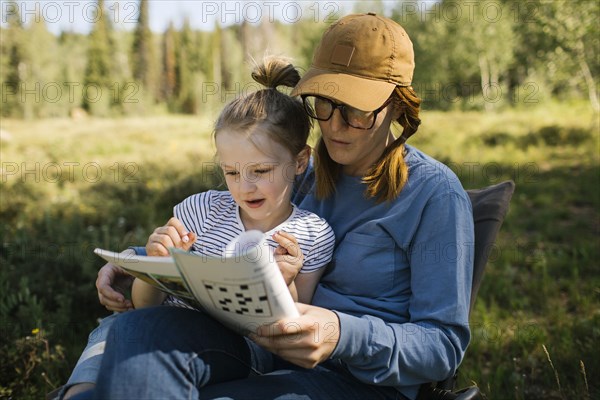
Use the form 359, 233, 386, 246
1, 104, 599, 399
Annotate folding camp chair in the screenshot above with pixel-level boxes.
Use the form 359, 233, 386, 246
418, 180, 516, 400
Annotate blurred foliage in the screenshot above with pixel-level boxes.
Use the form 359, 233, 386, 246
0, 325, 69, 399
0, 0, 598, 118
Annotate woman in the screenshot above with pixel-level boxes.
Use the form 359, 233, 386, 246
75, 13, 473, 400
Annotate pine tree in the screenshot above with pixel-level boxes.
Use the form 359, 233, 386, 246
83, 0, 113, 113
212, 22, 222, 87
132, 0, 158, 102
176, 19, 195, 113
161, 22, 177, 104
1, 2, 25, 117
25, 12, 60, 117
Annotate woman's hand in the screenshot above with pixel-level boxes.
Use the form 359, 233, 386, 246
272, 231, 304, 286
146, 217, 197, 256
250, 303, 340, 369
96, 262, 134, 312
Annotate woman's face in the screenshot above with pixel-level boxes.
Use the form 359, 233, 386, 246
317, 102, 399, 176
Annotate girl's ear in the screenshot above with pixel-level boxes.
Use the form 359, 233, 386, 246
295, 145, 311, 174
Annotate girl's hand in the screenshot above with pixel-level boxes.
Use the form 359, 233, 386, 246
272, 231, 304, 286
146, 217, 197, 256
249, 303, 340, 369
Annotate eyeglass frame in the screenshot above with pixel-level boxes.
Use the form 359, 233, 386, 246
301, 95, 393, 130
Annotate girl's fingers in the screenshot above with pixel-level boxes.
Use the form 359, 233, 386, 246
150, 219, 195, 250
167, 217, 189, 237
167, 217, 196, 247
155, 226, 183, 247
182, 231, 196, 251
272, 231, 302, 258
146, 241, 170, 256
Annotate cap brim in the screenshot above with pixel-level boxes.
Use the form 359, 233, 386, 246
291, 67, 396, 111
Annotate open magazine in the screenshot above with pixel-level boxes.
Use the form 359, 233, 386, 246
94, 230, 299, 334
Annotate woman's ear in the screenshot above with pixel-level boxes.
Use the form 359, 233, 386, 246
295, 145, 311, 174
390, 98, 403, 121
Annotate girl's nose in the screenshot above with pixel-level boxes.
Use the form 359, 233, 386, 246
240, 175, 257, 193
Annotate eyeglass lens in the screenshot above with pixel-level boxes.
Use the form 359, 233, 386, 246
305, 96, 376, 129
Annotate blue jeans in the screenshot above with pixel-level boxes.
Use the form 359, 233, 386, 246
93, 307, 405, 400
56, 313, 118, 399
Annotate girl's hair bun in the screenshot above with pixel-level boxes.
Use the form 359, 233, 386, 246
251, 56, 301, 90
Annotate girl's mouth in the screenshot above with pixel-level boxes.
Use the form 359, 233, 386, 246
245, 199, 265, 209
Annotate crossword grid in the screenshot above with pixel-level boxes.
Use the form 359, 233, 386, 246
203, 280, 273, 317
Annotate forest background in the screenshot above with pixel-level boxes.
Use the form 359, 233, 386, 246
1, 1, 599, 399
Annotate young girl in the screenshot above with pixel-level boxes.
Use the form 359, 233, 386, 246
58, 56, 335, 400
131, 56, 335, 309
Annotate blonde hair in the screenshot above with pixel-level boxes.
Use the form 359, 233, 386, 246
214, 56, 310, 157
314, 86, 422, 202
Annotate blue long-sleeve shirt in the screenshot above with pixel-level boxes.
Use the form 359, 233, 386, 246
294, 145, 474, 400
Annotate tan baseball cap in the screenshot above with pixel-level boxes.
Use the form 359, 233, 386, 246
292, 13, 414, 112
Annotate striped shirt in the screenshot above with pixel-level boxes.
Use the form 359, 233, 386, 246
163, 190, 335, 308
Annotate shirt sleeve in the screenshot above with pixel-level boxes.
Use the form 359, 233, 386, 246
173, 191, 212, 249
300, 220, 335, 273
330, 191, 474, 392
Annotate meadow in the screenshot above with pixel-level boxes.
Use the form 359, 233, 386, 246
1, 103, 598, 399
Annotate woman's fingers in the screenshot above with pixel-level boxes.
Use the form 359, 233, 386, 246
98, 293, 131, 312
96, 263, 133, 311
249, 304, 340, 369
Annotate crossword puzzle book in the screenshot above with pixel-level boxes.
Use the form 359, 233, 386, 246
94, 230, 299, 334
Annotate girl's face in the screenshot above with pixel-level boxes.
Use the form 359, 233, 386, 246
317, 102, 398, 176
216, 129, 307, 232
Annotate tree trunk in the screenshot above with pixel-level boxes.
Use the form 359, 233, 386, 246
576, 41, 599, 112
479, 53, 493, 112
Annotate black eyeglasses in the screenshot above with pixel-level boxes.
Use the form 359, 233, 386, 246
301, 95, 392, 130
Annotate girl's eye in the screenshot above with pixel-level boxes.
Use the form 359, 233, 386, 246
225, 171, 239, 176
254, 169, 272, 174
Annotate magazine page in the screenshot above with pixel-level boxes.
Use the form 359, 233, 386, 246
172, 230, 299, 334
93, 249, 201, 308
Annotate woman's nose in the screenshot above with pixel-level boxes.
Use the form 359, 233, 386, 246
329, 108, 346, 131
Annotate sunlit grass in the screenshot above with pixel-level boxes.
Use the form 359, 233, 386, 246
1, 115, 216, 165
1, 104, 598, 399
